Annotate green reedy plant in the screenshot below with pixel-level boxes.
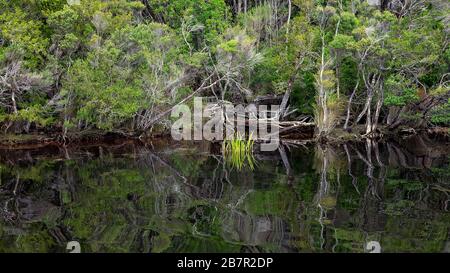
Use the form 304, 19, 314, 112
222, 133, 256, 171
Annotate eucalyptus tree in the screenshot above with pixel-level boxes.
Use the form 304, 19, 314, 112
350, 10, 393, 135
314, 3, 343, 136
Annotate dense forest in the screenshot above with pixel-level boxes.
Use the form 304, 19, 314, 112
1, 0, 450, 254
0, 0, 449, 142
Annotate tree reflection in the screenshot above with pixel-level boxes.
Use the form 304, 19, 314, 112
0, 136, 449, 253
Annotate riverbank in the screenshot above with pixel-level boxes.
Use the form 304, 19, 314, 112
319, 125, 450, 144
0, 125, 448, 150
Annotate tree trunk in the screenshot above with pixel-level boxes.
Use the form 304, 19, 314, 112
286, 0, 292, 44
365, 92, 373, 135
317, 36, 329, 135
371, 83, 384, 133
344, 78, 359, 130
11, 91, 18, 114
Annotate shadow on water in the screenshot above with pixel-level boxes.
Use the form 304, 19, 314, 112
0, 135, 449, 253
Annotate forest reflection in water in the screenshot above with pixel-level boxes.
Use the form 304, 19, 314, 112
0, 135, 449, 253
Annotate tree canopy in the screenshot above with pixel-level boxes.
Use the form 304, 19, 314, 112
0, 0, 448, 137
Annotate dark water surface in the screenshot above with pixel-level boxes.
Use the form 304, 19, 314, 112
0, 135, 449, 253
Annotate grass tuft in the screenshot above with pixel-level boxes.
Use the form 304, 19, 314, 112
222, 133, 256, 171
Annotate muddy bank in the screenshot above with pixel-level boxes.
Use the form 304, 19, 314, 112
0, 130, 140, 150
317, 125, 449, 144
1, 133, 449, 171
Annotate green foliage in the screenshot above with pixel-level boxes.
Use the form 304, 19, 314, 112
338, 11, 360, 33
0, 0, 448, 135
9, 105, 54, 127
222, 133, 255, 171
0, 7, 48, 67
330, 34, 355, 49
431, 98, 450, 125
61, 23, 185, 130
148, 0, 229, 45
338, 57, 358, 93
217, 39, 239, 53
63, 54, 142, 130
385, 88, 420, 107
384, 75, 420, 107
291, 72, 316, 114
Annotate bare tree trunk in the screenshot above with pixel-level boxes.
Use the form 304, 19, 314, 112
11, 91, 18, 114
371, 83, 384, 132
274, 0, 278, 36
286, 0, 292, 44
317, 36, 329, 135
357, 73, 381, 135
365, 92, 373, 135
356, 96, 370, 124
279, 87, 291, 119
279, 58, 303, 119
386, 106, 399, 126
344, 75, 359, 130
278, 145, 292, 177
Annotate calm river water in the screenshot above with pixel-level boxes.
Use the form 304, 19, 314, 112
0, 135, 449, 253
